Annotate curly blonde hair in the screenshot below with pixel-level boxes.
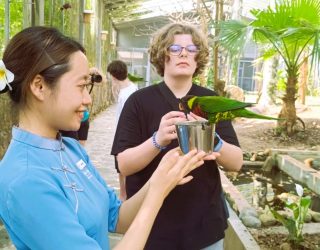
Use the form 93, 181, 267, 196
149, 23, 209, 77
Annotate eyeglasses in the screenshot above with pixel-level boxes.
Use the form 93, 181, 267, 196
168, 44, 199, 56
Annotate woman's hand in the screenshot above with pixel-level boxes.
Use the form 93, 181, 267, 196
148, 148, 207, 198
114, 148, 207, 247
155, 111, 187, 147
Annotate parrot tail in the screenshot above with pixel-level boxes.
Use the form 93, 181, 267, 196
207, 109, 281, 124
234, 109, 280, 120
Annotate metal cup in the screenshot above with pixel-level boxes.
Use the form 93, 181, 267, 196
175, 120, 215, 154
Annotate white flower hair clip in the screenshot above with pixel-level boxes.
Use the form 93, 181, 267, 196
0, 60, 14, 91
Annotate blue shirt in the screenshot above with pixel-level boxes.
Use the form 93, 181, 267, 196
0, 127, 121, 250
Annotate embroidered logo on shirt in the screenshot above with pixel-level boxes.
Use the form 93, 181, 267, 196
76, 159, 86, 170
76, 159, 93, 179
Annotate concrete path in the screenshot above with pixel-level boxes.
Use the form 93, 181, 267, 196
84, 104, 123, 247
85, 104, 120, 192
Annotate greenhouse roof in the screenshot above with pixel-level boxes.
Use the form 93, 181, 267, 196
104, 0, 214, 24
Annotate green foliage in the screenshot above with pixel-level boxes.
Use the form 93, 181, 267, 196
308, 86, 320, 96
206, 67, 214, 88
206, 67, 214, 89
277, 70, 287, 92
273, 125, 285, 136
267, 69, 287, 104
191, 68, 214, 88
0, 1, 23, 56
217, 0, 320, 72
216, 0, 320, 130
270, 184, 312, 245
192, 75, 200, 85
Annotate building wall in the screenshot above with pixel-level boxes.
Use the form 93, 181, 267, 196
114, 17, 169, 86
237, 0, 274, 91
117, 27, 151, 48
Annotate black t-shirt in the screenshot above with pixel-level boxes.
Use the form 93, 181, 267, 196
111, 82, 240, 250
60, 120, 90, 141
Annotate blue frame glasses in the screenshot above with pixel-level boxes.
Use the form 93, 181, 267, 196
168, 44, 199, 56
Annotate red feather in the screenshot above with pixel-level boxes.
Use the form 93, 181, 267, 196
193, 104, 208, 119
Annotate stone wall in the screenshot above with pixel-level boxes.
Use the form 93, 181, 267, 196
90, 79, 114, 117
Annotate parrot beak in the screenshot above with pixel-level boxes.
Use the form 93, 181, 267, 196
178, 102, 184, 111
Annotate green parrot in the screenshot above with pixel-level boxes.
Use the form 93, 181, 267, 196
128, 73, 144, 83
179, 95, 279, 124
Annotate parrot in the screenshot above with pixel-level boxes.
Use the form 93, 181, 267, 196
128, 73, 144, 83
179, 95, 280, 124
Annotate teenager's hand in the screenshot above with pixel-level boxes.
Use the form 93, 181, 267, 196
203, 151, 221, 161
187, 112, 207, 121
155, 111, 187, 147
182, 112, 221, 161
149, 148, 206, 198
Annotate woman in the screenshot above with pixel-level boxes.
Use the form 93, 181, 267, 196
0, 26, 213, 250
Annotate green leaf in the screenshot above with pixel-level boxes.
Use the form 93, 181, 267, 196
300, 196, 312, 206
270, 208, 296, 236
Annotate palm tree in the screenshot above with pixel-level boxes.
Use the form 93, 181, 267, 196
215, 0, 320, 135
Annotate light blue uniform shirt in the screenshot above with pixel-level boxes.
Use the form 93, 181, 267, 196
0, 127, 121, 250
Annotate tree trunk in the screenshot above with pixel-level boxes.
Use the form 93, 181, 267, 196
0, 95, 18, 158
197, 0, 208, 87
213, 0, 223, 91
298, 55, 308, 105
278, 68, 298, 136
258, 58, 273, 107
215, 79, 226, 96
254, 59, 263, 103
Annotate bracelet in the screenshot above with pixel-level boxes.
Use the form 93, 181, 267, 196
152, 131, 167, 151
213, 132, 223, 152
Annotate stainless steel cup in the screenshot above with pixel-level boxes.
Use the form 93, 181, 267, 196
175, 120, 215, 154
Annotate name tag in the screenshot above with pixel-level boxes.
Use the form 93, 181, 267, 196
76, 159, 86, 170
76, 159, 93, 179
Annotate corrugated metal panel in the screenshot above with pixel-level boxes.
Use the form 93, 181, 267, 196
242, 0, 272, 19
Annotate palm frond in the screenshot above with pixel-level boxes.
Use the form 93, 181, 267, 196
215, 20, 252, 58
309, 30, 320, 71
261, 47, 278, 60
216, 0, 320, 82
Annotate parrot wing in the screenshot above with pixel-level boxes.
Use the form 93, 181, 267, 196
207, 108, 280, 123
195, 96, 253, 114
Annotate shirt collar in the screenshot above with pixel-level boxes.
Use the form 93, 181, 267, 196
161, 81, 195, 96
12, 126, 64, 151
159, 81, 195, 110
